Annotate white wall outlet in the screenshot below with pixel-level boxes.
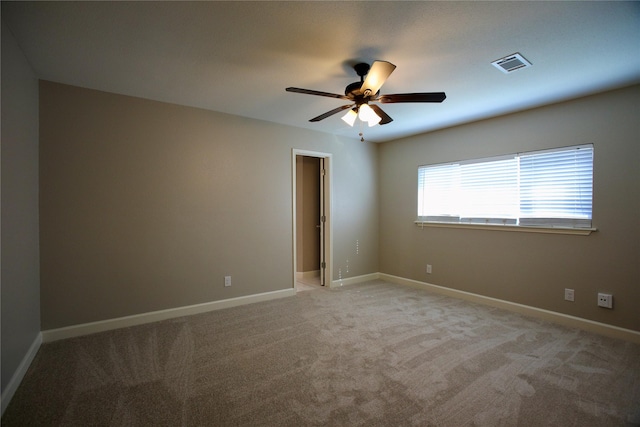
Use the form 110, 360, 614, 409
426, 264, 432, 274
597, 293, 612, 309
224, 276, 232, 287
564, 288, 574, 302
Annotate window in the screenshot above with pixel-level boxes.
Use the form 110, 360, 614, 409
417, 144, 593, 229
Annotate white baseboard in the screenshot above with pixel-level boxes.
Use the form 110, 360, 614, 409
4, 274, 638, 417
379, 273, 640, 344
42, 288, 296, 343
330, 272, 380, 288
1, 332, 42, 416
37, 272, 640, 344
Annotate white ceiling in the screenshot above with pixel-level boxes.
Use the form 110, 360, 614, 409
3, 1, 640, 143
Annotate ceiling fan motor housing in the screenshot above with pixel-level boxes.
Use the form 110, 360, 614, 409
345, 63, 373, 99
345, 81, 363, 97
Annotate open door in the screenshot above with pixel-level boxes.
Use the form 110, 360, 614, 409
292, 150, 332, 290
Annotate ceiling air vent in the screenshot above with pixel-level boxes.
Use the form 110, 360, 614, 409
491, 53, 531, 73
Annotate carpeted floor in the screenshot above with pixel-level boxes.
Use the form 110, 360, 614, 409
3, 280, 640, 426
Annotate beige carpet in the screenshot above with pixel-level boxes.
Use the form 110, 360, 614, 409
3, 280, 640, 426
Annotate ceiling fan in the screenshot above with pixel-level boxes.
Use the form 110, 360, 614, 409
286, 61, 446, 127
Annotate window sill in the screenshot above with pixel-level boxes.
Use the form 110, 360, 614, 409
414, 221, 596, 236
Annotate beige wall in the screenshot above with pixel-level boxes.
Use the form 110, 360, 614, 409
30, 77, 640, 336
379, 85, 640, 332
39, 81, 379, 329
1, 21, 41, 394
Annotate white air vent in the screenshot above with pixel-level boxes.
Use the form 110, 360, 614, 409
491, 53, 531, 73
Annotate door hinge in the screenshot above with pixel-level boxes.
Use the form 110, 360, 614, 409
321, 168, 326, 176
321, 262, 326, 269
321, 215, 326, 222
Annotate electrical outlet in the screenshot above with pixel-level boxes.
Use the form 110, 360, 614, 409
426, 264, 432, 274
224, 276, 232, 287
564, 288, 574, 302
597, 293, 612, 309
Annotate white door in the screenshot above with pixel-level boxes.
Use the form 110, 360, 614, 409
319, 158, 326, 286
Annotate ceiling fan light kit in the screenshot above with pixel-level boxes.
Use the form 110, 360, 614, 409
286, 60, 446, 134
341, 108, 358, 126
358, 104, 382, 126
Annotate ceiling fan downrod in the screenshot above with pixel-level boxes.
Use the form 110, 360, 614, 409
345, 63, 371, 99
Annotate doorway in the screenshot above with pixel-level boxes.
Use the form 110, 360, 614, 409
292, 149, 332, 291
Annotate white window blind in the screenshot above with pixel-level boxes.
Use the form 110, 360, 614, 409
459, 156, 518, 223
417, 163, 460, 221
417, 144, 593, 229
519, 145, 593, 227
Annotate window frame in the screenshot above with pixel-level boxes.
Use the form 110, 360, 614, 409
416, 144, 596, 235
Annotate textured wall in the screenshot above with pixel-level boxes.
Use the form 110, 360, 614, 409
379, 85, 640, 332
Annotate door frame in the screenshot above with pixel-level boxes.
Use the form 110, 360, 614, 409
292, 149, 332, 290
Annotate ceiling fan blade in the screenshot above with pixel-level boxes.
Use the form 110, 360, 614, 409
309, 104, 353, 122
286, 87, 350, 100
370, 104, 393, 125
378, 92, 447, 103
361, 61, 396, 96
